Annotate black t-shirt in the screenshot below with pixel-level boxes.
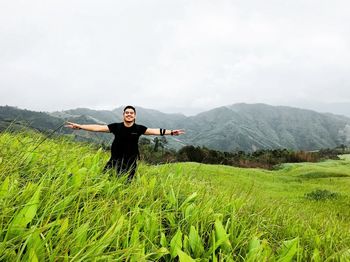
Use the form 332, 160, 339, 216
108, 122, 147, 160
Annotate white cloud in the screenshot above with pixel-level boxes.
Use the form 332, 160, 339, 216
1, 0, 350, 114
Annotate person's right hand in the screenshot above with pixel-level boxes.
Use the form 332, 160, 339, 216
65, 122, 82, 129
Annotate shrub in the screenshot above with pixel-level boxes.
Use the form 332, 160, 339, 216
304, 189, 340, 201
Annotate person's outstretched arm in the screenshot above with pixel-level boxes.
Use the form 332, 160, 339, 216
65, 121, 110, 132
144, 128, 185, 136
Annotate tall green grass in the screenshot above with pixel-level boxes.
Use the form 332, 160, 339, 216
0, 131, 349, 261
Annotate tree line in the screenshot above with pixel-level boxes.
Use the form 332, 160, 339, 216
138, 137, 350, 169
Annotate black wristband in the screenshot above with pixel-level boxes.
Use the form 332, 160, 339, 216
171, 130, 174, 136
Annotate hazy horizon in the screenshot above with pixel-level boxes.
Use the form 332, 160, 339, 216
2, 101, 350, 118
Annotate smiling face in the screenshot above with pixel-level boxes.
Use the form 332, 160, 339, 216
123, 107, 136, 123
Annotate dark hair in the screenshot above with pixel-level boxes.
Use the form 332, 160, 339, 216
123, 105, 136, 113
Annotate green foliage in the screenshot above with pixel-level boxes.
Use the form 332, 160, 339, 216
305, 189, 340, 201
0, 131, 349, 260
188, 226, 204, 258
176, 146, 341, 169
8, 183, 41, 238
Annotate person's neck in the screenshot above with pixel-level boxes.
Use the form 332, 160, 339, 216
123, 121, 134, 127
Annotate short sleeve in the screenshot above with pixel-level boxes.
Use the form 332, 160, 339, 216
138, 124, 147, 135
107, 123, 120, 134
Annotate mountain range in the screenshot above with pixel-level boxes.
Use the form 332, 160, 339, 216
1, 103, 350, 152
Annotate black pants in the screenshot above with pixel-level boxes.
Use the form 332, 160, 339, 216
103, 157, 137, 181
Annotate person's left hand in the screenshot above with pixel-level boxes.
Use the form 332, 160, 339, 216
172, 129, 185, 136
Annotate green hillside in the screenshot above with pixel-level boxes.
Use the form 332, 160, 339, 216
185, 103, 350, 151
0, 131, 349, 261
3, 104, 350, 152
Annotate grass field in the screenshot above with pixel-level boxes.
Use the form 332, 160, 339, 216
0, 131, 349, 261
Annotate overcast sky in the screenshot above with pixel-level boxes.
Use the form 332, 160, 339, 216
1, 0, 350, 115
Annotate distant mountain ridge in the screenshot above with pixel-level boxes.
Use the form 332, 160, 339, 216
183, 103, 350, 151
1, 103, 350, 151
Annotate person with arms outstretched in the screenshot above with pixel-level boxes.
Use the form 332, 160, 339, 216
65, 105, 185, 181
